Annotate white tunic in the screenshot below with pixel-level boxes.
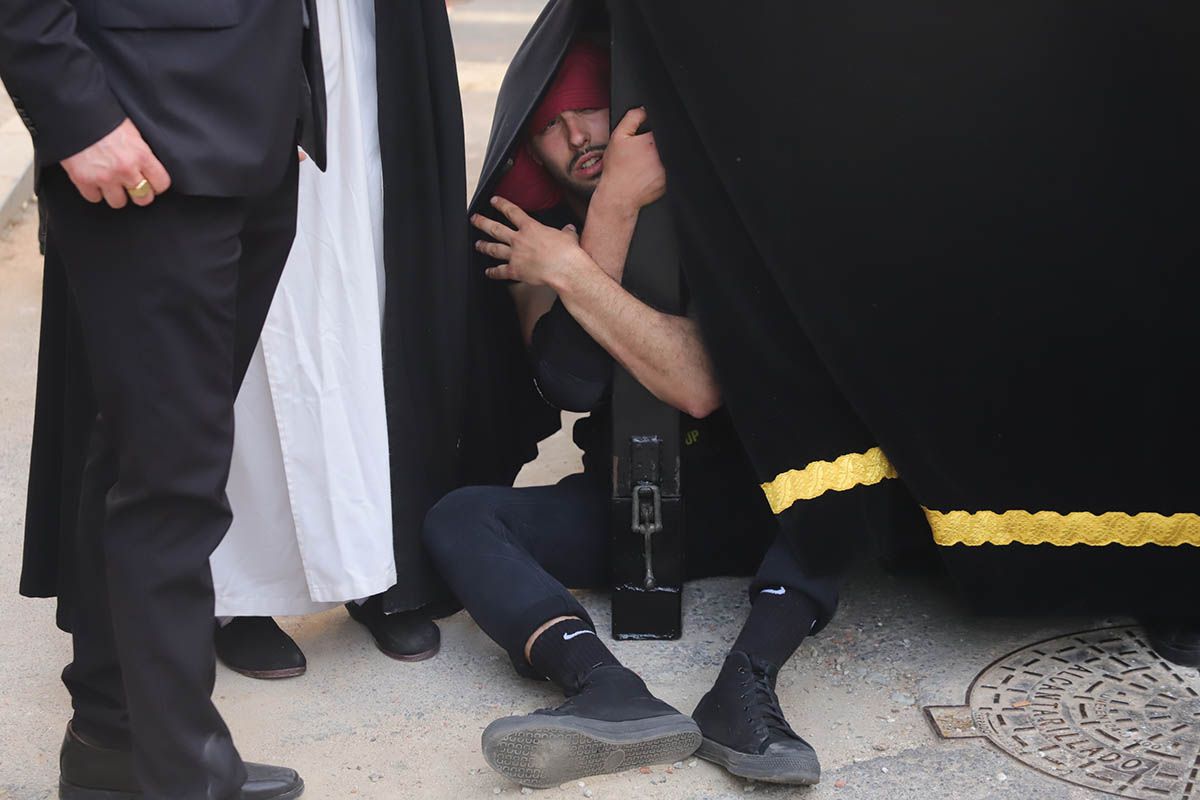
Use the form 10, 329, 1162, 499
211, 0, 397, 617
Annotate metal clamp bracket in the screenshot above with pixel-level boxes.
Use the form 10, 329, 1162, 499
631, 483, 662, 589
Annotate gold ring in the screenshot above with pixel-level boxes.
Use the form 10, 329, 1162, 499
126, 179, 152, 200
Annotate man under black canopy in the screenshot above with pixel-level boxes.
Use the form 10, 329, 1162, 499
427, 30, 836, 788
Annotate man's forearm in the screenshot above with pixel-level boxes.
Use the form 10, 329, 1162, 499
580, 185, 638, 283
517, 185, 636, 348
550, 252, 720, 419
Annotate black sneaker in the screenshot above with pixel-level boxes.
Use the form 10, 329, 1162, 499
692, 651, 820, 785
58, 724, 305, 799
1143, 617, 1200, 668
345, 597, 440, 661
481, 665, 701, 789
215, 617, 306, 680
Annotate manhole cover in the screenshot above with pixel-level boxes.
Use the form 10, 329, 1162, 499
926, 627, 1200, 799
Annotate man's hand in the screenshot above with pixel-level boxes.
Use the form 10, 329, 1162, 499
60, 118, 171, 209
595, 107, 666, 212
473, 196, 590, 288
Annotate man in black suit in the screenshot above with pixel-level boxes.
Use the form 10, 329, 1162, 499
0, 2, 325, 798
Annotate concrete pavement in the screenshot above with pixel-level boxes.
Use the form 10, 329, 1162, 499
0, 93, 34, 230
0, 3, 1185, 798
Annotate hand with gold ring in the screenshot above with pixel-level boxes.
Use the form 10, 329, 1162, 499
60, 118, 172, 209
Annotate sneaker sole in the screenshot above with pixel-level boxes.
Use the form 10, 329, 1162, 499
482, 713, 701, 789
697, 737, 821, 785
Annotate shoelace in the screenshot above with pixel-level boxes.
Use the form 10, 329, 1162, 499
738, 664, 797, 742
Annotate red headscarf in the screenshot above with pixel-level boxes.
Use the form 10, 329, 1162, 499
493, 41, 611, 213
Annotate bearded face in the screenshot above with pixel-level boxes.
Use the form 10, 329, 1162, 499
529, 107, 612, 200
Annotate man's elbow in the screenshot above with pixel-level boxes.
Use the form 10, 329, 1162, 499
679, 387, 722, 419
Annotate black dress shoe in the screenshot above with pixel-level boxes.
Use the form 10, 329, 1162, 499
59, 724, 138, 798
481, 665, 701, 789
1143, 617, 1200, 668
58, 724, 305, 799
345, 596, 439, 661
234, 764, 304, 800
215, 617, 307, 679
692, 651, 821, 785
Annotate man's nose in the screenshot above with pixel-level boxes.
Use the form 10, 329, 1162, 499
564, 115, 590, 148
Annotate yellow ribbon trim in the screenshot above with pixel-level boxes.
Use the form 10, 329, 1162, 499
926, 509, 1200, 548
760, 447, 898, 515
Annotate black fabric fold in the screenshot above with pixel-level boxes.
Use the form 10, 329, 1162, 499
373, 0, 472, 612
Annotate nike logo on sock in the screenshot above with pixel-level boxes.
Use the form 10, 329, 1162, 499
563, 629, 597, 641
760, 587, 787, 596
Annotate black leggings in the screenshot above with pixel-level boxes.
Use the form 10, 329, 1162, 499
423, 473, 841, 679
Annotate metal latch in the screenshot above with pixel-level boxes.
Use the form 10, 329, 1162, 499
631, 483, 662, 589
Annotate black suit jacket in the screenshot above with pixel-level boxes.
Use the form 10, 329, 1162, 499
0, 0, 326, 196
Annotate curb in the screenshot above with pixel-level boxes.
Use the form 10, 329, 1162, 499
0, 113, 35, 228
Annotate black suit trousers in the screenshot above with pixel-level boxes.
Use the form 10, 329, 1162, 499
39, 161, 299, 800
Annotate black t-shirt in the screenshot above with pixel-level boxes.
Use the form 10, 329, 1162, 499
529, 296, 774, 579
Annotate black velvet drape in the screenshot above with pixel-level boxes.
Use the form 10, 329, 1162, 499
605, 1, 1200, 613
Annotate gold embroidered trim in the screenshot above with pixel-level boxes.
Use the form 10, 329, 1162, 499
926, 509, 1200, 548
760, 447, 898, 515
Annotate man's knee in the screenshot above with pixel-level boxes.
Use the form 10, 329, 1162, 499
422, 485, 506, 562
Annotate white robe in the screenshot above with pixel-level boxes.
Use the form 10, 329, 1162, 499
211, 0, 397, 617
